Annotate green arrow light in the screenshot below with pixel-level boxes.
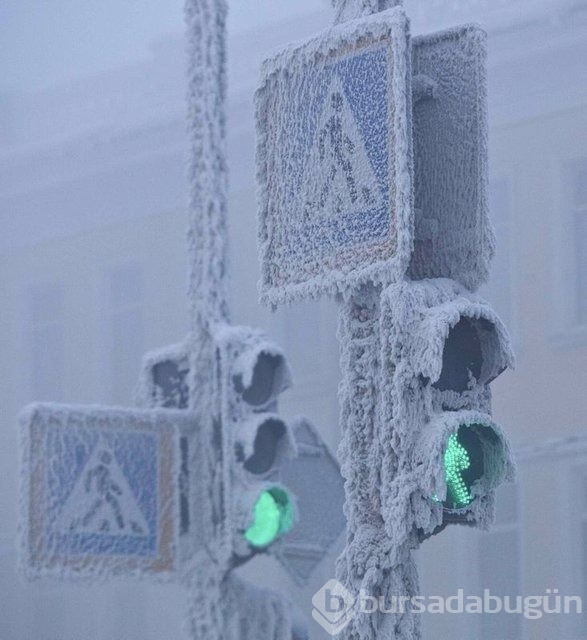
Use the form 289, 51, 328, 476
244, 487, 293, 548
444, 433, 472, 507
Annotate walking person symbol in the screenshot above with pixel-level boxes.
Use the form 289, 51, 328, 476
302, 76, 380, 223
57, 441, 149, 537
81, 450, 126, 531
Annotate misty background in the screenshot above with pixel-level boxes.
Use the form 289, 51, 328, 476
1, 0, 587, 638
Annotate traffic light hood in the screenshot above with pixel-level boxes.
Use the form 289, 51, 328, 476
231, 337, 293, 410
414, 410, 515, 517
235, 414, 297, 476
385, 278, 514, 391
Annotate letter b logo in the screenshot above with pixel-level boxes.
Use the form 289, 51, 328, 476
325, 588, 345, 613
312, 579, 356, 635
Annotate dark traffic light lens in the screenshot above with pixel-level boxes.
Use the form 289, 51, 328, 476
442, 425, 484, 509
234, 352, 285, 407
433, 318, 483, 392
244, 487, 294, 548
243, 418, 286, 475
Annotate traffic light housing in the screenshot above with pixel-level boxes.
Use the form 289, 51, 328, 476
137, 329, 346, 585
379, 278, 515, 541
213, 324, 297, 561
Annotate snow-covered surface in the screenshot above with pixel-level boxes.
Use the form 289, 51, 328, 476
332, 279, 515, 639
335, 285, 398, 640
19, 403, 184, 581
332, 0, 403, 24
256, 7, 413, 306
409, 25, 493, 291
256, 11, 495, 306
135, 340, 190, 409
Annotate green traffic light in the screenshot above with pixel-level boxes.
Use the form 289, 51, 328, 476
436, 426, 485, 510
244, 487, 293, 548
444, 433, 473, 507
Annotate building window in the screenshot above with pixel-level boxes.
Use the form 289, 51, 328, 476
478, 482, 522, 640
28, 282, 65, 401
108, 263, 144, 405
571, 158, 587, 325
481, 178, 514, 331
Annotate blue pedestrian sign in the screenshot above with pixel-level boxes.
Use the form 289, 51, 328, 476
256, 7, 413, 305
20, 404, 188, 579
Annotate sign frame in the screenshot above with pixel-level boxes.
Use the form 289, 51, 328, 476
256, 7, 413, 306
20, 403, 187, 580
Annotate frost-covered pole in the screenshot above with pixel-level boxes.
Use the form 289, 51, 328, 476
184, 1, 230, 638
185, 0, 230, 333
183, 4, 300, 640
331, 2, 421, 639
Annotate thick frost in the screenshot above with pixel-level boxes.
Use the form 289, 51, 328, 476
19, 403, 184, 582
334, 279, 515, 639
220, 574, 294, 640
256, 7, 413, 306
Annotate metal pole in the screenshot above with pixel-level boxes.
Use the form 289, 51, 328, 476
186, 0, 230, 333
333, 1, 421, 638
184, 2, 230, 639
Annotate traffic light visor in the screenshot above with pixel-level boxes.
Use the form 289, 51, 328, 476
233, 348, 292, 408
390, 280, 515, 390
236, 414, 296, 476
417, 410, 515, 512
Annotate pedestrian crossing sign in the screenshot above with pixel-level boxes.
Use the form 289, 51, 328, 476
20, 404, 188, 579
256, 7, 413, 305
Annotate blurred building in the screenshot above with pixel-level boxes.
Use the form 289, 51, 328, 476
1, 1, 586, 638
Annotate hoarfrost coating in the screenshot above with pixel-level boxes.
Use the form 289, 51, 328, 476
256, 7, 413, 306
256, 11, 493, 308
253, 3, 514, 639
19, 403, 184, 581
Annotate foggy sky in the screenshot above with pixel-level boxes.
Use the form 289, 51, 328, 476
0, 0, 327, 93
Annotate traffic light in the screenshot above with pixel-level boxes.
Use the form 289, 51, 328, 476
135, 326, 305, 638
379, 278, 516, 540
213, 324, 297, 562
137, 326, 298, 560
136, 340, 190, 410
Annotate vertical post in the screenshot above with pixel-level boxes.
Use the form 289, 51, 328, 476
332, 1, 420, 639
337, 286, 421, 640
184, 1, 230, 639
186, 0, 229, 330
335, 284, 384, 620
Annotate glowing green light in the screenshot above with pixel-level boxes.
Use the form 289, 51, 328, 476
244, 488, 293, 548
444, 433, 473, 507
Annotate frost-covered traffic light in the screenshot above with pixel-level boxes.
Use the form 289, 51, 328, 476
137, 326, 298, 561
138, 325, 346, 583
135, 326, 303, 638
379, 279, 516, 540
214, 325, 297, 561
